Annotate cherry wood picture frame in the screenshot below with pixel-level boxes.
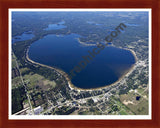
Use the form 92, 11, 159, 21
0, 0, 160, 128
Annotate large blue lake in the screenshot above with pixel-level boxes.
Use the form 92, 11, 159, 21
28, 34, 136, 89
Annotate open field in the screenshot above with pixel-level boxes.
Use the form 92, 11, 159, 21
120, 88, 148, 115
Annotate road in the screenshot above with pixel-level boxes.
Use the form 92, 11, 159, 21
12, 51, 34, 115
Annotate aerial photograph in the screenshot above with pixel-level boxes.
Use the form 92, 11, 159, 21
10, 9, 151, 118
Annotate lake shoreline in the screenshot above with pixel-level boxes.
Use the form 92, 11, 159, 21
26, 43, 137, 91
77, 38, 97, 46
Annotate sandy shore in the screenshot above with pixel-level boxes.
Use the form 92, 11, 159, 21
76, 38, 97, 46
125, 48, 138, 62
26, 45, 138, 91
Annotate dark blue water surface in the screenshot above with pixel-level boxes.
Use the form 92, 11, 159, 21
28, 34, 135, 89
12, 31, 35, 43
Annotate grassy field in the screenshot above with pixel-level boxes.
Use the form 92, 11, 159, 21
119, 110, 128, 115
109, 96, 134, 115
137, 87, 145, 94
120, 89, 148, 115
23, 73, 56, 91
12, 64, 57, 92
